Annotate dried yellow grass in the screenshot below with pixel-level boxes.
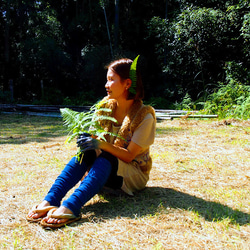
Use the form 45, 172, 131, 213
0, 114, 249, 249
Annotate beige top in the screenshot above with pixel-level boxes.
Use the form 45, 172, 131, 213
111, 113, 156, 195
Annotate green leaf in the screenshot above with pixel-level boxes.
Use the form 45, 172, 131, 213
129, 55, 140, 95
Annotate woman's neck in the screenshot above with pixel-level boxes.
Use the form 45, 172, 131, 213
114, 99, 134, 125
117, 99, 134, 113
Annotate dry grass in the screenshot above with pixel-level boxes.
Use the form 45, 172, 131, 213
0, 114, 249, 250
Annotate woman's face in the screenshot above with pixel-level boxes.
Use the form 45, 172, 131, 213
105, 68, 128, 100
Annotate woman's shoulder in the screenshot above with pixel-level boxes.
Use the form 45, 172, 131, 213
139, 104, 156, 121
130, 103, 156, 131
144, 112, 155, 120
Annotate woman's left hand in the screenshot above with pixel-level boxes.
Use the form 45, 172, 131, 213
77, 136, 100, 152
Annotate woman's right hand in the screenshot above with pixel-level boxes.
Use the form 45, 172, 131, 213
77, 134, 100, 152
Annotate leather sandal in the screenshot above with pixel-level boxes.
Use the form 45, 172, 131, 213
26, 205, 58, 222
40, 208, 81, 228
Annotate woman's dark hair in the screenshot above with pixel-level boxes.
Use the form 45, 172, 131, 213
106, 58, 144, 100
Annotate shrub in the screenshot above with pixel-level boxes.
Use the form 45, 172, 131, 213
201, 81, 250, 119
174, 93, 196, 110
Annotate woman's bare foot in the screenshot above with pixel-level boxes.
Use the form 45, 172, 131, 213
42, 206, 74, 225
27, 200, 53, 220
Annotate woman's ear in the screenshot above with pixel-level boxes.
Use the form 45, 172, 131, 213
125, 78, 132, 90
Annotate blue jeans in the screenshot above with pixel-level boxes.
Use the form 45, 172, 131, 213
44, 155, 112, 216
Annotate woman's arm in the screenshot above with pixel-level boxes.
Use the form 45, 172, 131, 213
99, 140, 142, 163
99, 113, 155, 163
78, 114, 155, 163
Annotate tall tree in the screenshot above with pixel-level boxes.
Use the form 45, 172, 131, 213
147, 0, 250, 102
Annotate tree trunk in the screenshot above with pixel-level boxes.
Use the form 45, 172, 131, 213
114, 0, 119, 51
4, 0, 10, 92
165, 0, 168, 19
9, 79, 14, 102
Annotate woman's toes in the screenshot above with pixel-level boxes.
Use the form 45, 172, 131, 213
28, 211, 44, 219
27, 201, 52, 220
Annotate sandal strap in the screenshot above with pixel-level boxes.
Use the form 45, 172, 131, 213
31, 205, 58, 213
47, 208, 78, 219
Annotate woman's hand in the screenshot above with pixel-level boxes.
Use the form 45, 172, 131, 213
77, 134, 100, 152
77, 133, 142, 163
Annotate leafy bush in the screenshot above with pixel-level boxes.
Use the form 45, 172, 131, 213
225, 61, 250, 85
201, 81, 250, 119
174, 93, 196, 110
241, 12, 250, 59
147, 2, 250, 102
147, 7, 230, 99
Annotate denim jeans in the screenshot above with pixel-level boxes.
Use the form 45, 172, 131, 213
44, 155, 112, 216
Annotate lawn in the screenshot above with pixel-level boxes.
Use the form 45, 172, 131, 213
0, 113, 249, 249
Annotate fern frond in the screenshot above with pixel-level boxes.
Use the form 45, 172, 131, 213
92, 115, 117, 123
60, 100, 123, 144
129, 55, 140, 95
65, 131, 80, 144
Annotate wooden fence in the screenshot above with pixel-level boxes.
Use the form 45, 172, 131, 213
0, 104, 217, 120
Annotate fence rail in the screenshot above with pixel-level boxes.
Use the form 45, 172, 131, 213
0, 104, 217, 120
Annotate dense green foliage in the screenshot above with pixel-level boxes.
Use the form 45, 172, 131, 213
0, 0, 249, 116
200, 81, 250, 120
148, 0, 250, 104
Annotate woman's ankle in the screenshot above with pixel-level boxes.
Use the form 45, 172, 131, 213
38, 200, 50, 208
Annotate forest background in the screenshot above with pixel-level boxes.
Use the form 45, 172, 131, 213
0, 0, 249, 116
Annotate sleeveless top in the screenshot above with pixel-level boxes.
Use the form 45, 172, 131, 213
97, 97, 156, 174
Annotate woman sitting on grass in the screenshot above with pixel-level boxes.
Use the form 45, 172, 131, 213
27, 56, 156, 228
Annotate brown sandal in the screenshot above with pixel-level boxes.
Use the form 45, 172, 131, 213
40, 208, 81, 228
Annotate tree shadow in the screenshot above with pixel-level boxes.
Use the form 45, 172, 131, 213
81, 187, 250, 225
0, 114, 66, 144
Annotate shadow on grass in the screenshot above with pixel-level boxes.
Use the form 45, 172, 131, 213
0, 114, 66, 144
81, 187, 250, 226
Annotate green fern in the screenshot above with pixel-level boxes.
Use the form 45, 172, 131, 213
129, 55, 140, 95
60, 100, 118, 144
